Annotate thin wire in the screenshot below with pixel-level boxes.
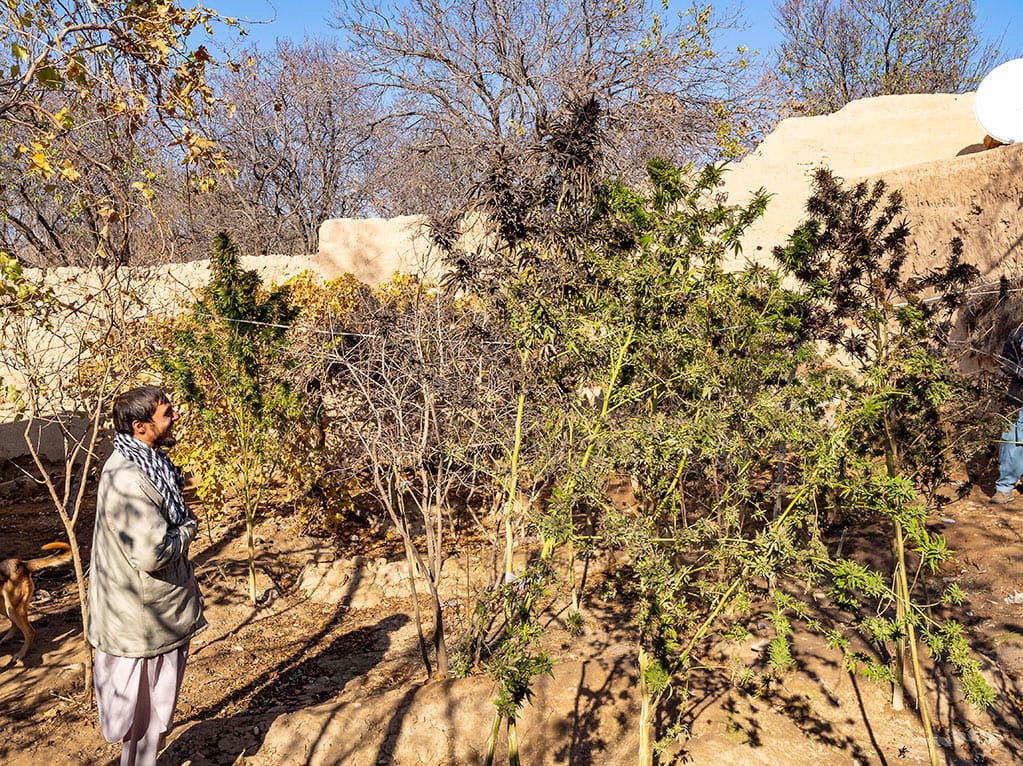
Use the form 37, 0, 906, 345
131, 275, 1023, 343
190, 309, 378, 338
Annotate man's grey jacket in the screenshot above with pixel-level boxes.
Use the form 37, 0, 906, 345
87, 449, 206, 658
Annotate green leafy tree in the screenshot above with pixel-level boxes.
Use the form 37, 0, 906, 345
443, 91, 821, 762
587, 160, 839, 766
437, 89, 829, 763
157, 232, 308, 605
774, 168, 991, 765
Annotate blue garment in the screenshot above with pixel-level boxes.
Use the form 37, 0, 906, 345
996, 406, 1023, 493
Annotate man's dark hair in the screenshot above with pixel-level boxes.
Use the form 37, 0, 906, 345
112, 386, 170, 435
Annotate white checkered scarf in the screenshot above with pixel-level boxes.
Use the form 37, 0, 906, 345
112, 431, 189, 525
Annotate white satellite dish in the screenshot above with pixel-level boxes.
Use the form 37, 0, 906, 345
975, 57, 1023, 144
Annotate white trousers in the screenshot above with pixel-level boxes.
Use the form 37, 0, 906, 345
94, 644, 188, 766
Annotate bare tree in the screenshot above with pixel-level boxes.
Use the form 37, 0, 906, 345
0, 255, 149, 692
0, 0, 242, 266
773, 0, 1005, 115
177, 39, 382, 256
333, 0, 765, 216
323, 279, 525, 679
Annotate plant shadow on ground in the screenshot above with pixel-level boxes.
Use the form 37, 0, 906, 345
651, 618, 898, 766
935, 506, 1023, 765
937, 643, 1023, 765
335, 592, 645, 766
548, 597, 642, 763
0, 588, 83, 754
161, 610, 410, 765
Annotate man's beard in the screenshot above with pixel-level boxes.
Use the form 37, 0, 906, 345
155, 434, 178, 448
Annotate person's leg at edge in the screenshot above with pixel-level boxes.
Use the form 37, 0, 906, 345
120, 646, 188, 766
995, 407, 1023, 495
158, 645, 188, 753
119, 665, 152, 766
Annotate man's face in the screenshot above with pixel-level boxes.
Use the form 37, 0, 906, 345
151, 401, 179, 448
135, 400, 180, 449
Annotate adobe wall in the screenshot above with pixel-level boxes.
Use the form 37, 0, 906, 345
720, 93, 1023, 277
5, 92, 1023, 463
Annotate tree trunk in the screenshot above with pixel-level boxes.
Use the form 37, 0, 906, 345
483, 710, 502, 766
892, 562, 906, 712
638, 646, 654, 766
401, 533, 432, 678
895, 522, 939, 766
430, 584, 449, 678
883, 417, 905, 711
246, 508, 258, 605
508, 716, 520, 766
67, 526, 94, 704
504, 391, 526, 580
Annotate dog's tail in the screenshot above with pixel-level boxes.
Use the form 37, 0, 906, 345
25, 542, 73, 573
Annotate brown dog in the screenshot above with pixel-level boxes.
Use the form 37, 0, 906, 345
1, 542, 73, 664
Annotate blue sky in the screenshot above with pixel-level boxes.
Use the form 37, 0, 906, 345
207, 0, 1019, 63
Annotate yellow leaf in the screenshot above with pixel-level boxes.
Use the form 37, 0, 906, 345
131, 181, 155, 200
54, 107, 74, 131
59, 160, 79, 182
30, 150, 53, 177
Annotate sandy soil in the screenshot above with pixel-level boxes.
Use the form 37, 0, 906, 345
2, 456, 1023, 765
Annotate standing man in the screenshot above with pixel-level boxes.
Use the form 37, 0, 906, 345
87, 386, 206, 765
993, 324, 1023, 503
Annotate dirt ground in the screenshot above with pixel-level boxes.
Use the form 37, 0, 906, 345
2, 461, 1023, 765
